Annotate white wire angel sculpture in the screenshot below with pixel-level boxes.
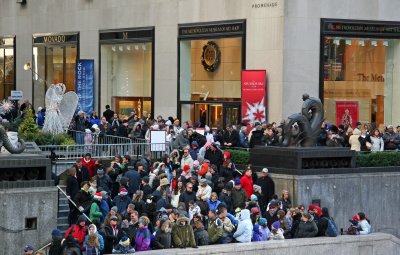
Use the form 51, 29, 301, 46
42, 83, 78, 135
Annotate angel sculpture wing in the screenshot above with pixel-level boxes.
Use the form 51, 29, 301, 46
59, 91, 79, 132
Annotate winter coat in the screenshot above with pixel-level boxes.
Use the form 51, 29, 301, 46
207, 199, 221, 211
112, 242, 135, 254
252, 224, 263, 241
264, 210, 278, 230
171, 216, 197, 248
85, 245, 100, 255
84, 225, 105, 252
349, 130, 361, 151
249, 130, 265, 148
260, 225, 272, 241
295, 216, 318, 238
223, 129, 240, 147
49, 236, 63, 255
100, 200, 110, 221
181, 154, 194, 169
74, 189, 92, 213
204, 149, 224, 169
370, 136, 384, 152
231, 187, 248, 209
179, 190, 197, 210
196, 185, 212, 202
358, 219, 371, 235
240, 174, 254, 199
317, 217, 329, 236
66, 175, 80, 200
103, 224, 119, 254
221, 217, 235, 236
64, 224, 87, 249
194, 228, 209, 246
82, 158, 96, 178
112, 195, 131, 216
125, 169, 140, 195
76, 165, 90, 185
97, 174, 112, 194
256, 175, 275, 206
271, 228, 285, 240
233, 209, 253, 243
208, 217, 224, 244
152, 220, 172, 249
135, 226, 151, 251
219, 191, 233, 213
90, 201, 103, 223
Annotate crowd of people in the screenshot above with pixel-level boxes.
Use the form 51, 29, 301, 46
33, 154, 370, 254
9, 104, 375, 254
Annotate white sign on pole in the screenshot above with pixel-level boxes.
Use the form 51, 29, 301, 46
10, 90, 23, 100
150, 130, 166, 152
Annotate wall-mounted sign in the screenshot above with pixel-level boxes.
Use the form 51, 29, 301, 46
179, 20, 245, 38
201, 41, 221, 72
99, 28, 154, 42
33, 33, 78, 44
10, 90, 23, 101
241, 70, 267, 125
322, 19, 400, 37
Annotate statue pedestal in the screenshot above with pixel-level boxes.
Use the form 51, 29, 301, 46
250, 146, 356, 175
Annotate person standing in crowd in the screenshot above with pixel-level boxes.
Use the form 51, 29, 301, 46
295, 212, 318, 238
223, 124, 240, 147
233, 209, 253, 243
103, 215, 119, 254
179, 182, 196, 210
279, 190, 292, 212
125, 164, 141, 198
74, 181, 92, 216
205, 143, 224, 170
240, 167, 254, 199
74, 159, 90, 186
135, 216, 152, 251
103, 105, 115, 123
82, 153, 96, 178
370, 129, 384, 152
256, 168, 275, 207
171, 215, 197, 248
383, 125, 400, 150
231, 178, 247, 211
48, 229, 63, 255
66, 167, 80, 225
64, 215, 87, 251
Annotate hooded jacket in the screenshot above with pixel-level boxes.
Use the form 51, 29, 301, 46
240, 174, 254, 199
208, 217, 224, 244
194, 225, 209, 246
152, 219, 172, 249
90, 200, 103, 223
233, 209, 253, 243
171, 216, 196, 248
252, 224, 263, 241
85, 224, 105, 252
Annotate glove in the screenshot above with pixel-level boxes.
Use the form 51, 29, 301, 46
78, 206, 84, 212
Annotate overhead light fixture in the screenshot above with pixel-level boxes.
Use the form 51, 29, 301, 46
345, 39, 352, 45
383, 40, 389, 47
371, 40, 378, 47
333, 38, 340, 46
358, 39, 365, 46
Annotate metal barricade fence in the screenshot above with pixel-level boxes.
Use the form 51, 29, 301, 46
67, 130, 132, 145
38, 142, 171, 162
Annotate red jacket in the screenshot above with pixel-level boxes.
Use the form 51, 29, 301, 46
64, 224, 87, 250
240, 174, 254, 199
82, 157, 96, 178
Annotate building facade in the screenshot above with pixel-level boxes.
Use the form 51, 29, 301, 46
1, 0, 400, 128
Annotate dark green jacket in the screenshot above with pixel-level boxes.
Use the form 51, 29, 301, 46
208, 217, 223, 243
171, 216, 196, 248
231, 187, 248, 209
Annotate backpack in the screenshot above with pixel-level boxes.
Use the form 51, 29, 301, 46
325, 217, 339, 237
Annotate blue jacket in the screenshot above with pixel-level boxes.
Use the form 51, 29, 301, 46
36, 112, 45, 127
207, 199, 221, 211
112, 195, 131, 215
125, 169, 140, 194
100, 200, 110, 221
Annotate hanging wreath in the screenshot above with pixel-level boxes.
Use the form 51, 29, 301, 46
201, 41, 221, 72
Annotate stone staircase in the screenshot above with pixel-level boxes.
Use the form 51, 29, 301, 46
57, 186, 70, 233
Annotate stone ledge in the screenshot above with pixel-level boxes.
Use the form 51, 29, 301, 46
109, 233, 399, 255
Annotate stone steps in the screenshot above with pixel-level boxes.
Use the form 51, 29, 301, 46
57, 186, 70, 233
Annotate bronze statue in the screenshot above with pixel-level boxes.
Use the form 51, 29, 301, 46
282, 94, 324, 147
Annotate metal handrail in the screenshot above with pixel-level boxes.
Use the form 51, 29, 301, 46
57, 185, 92, 223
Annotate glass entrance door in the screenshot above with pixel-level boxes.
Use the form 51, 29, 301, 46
224, 104, 241, 127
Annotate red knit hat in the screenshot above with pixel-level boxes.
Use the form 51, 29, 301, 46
94, 192, 102, 200
183, 165, 190, 172
119, 188, 128, 196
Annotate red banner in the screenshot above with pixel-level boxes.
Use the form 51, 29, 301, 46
336, 101, 359, 128
241, 70, 267, 126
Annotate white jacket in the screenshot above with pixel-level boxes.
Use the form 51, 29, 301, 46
358, 219, 371, 235
233, 209, 253, 243
196, 185, 212, 201
370, 136, 384, 152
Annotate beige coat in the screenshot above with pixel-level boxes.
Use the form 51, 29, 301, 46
349, 129, 361, 151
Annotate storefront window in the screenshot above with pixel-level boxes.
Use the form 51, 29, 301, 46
323, 37, 399, 130
100, 42, 152, 119
179, 37, 242, 101
32, 33, 78, 109
178, 20, 246, 128
0, 37, 15, 100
